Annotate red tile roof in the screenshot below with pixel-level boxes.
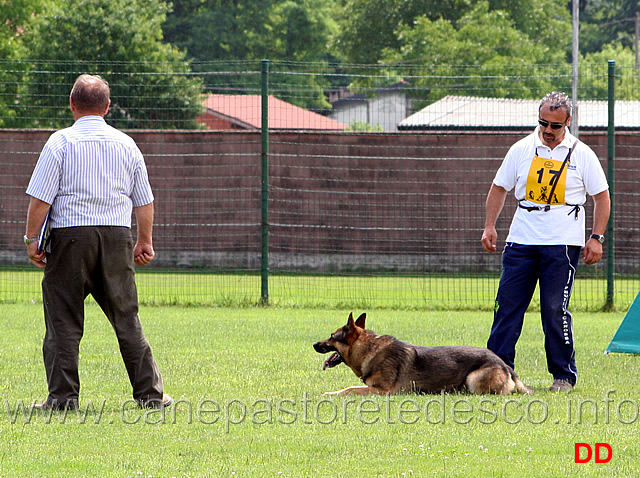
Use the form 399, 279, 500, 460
200, 94, 347, 130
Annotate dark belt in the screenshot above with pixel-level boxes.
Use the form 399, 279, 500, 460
518, 203, 582, 220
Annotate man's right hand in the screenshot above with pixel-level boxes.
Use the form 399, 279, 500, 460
481, 227, 498, 253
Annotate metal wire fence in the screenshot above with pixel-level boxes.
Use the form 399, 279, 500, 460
1, 60, 639, 310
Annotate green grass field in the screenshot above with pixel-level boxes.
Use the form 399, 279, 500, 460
1, 303, 638, 477
2, 268, 639, 311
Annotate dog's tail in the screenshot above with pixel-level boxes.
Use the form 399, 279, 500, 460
509, 369, 534, 395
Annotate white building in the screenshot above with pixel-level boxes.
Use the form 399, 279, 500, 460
328, 82, 412, 132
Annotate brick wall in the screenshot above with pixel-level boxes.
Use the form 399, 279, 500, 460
1, 129, 637, 273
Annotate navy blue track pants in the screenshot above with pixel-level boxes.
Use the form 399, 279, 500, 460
487, 243, 581, 385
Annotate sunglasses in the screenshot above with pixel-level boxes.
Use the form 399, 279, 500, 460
538, 118, 566, 130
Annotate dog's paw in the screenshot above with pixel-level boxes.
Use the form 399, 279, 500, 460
321, 390, 341, 397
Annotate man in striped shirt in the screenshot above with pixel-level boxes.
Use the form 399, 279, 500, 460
24, 74, 172, 410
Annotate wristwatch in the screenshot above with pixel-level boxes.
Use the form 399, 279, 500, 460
23, 235, 38, 245
590, 234, 605, 244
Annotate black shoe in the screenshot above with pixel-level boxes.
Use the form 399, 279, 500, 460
29, 399, 78, 411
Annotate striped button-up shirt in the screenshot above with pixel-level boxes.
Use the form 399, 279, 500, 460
26, 116, 154, 228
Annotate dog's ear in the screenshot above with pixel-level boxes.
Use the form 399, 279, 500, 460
347, 312, 355, 329
355, 313, 366, 329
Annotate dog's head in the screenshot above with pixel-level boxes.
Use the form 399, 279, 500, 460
313, 312, 367, 370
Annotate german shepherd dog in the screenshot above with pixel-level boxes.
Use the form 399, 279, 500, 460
313, 313, 533, 396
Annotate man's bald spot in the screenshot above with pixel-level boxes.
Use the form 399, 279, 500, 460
70, 74, 110, 114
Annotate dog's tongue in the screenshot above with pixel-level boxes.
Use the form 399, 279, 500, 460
323, 352, 344, 370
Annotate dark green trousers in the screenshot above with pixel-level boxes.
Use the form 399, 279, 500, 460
41, 226, 163, 407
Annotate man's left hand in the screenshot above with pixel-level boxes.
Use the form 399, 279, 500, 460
134, 243, 155, 266
583, 238, 603, 265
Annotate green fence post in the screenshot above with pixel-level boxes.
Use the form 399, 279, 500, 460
260, 60, 269, 305
260, 59, 269, 305
605, 60, 615, 310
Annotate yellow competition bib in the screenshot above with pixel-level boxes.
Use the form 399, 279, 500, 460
525, 154, 569, 205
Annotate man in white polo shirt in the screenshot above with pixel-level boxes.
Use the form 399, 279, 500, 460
24, 74, 172, 410
481, 91, 610, 392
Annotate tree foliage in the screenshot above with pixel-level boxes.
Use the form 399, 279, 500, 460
17, 0, 203, 129
580, 0, 639, 55
372, 2, 569, 104
163, 0, 336, 63
582, 44, 640, 100
0, 0, 43, 58
162, 0, 338, 110
333, 0, 572, 65
0, 0, 46, 126
0, 0, 637, 127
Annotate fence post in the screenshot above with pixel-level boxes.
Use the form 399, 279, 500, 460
260, 59, 269, 305
605, 60, 616, 310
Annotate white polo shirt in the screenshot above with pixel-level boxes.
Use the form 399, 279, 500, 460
26, 116, 154, 229
493, 128, 609, 246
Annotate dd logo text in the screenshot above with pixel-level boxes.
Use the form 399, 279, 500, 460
574, 443, 612, 464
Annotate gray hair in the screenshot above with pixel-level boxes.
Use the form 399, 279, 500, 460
539, 91, 572, 118
70, 74, 110, 113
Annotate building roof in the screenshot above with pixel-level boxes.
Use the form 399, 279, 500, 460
200, 94, 347, 131
398, 95, 640, 131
